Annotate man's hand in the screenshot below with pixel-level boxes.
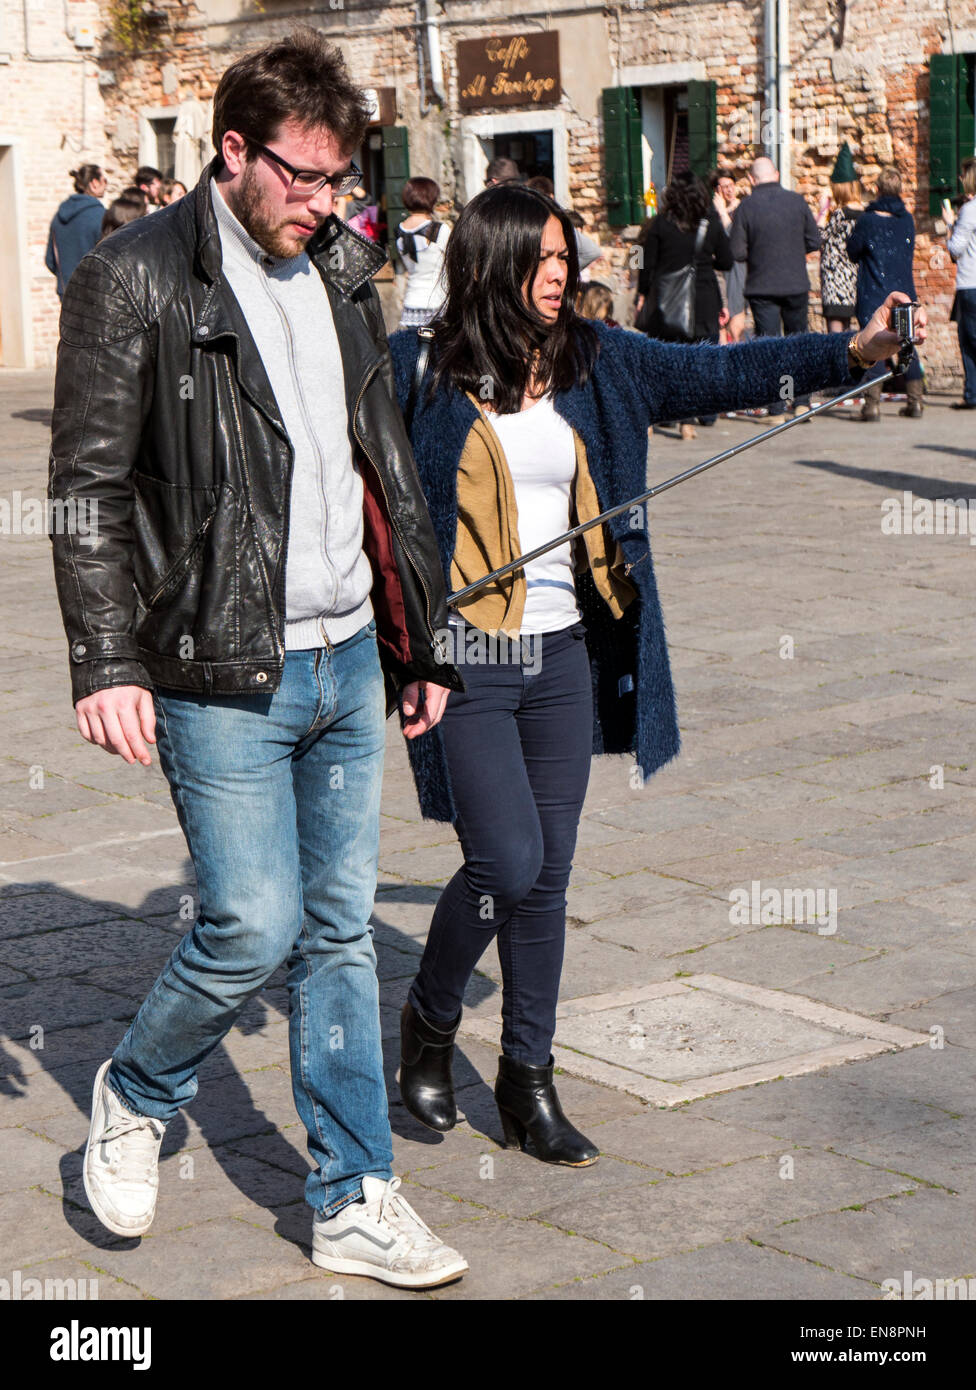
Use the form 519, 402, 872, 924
856, 290, 928, 363
75, 685, 156, 766
399, 680, 451, 740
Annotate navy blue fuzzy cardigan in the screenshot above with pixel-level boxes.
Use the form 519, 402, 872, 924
389, 321, 862, 821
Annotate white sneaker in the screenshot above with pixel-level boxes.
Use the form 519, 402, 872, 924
83, 1058, 166, 1237
312, 1175, 469, 1289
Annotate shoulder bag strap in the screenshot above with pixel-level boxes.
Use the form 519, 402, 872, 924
405, 326, 435, 432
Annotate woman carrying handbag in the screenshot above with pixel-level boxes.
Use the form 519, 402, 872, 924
387, 181, 923, 1165
634, 170, 732, 438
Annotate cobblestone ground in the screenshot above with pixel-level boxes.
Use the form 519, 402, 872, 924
2, 368, 975, 1301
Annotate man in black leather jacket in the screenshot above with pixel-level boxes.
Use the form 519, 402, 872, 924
48, 30, 467, 1290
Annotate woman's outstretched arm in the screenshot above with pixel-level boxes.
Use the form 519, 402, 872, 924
617, 292, 926, 425
620, 328, 859, 423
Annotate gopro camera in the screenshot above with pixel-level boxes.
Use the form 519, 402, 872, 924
892, 302, 918, 344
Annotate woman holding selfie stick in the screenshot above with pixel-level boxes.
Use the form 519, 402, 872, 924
388, 181, 925, 1165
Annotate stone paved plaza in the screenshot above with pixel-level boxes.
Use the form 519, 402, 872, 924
2, 367, 975, 1301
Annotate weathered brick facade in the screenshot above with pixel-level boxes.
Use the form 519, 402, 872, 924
0, 0, 105, 365
5, 0, 973, 388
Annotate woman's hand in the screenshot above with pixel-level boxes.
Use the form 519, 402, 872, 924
852, 291, 928, 364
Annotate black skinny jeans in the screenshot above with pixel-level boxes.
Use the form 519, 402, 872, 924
408, 621, 593, 1065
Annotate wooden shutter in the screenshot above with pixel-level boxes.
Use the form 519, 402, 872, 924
960, 54, 976, 174
929, 54, 960, 216
381, 125, 410, 261
687, 79, 718, 178
602, 86, 642, 226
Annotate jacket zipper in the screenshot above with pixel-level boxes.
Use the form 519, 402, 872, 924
351, 360, 439, 651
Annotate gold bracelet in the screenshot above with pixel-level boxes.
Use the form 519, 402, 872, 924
848, 332, 871, 370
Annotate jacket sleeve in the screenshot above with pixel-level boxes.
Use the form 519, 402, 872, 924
728, 205, 748, 263
711, 213, 734, 272
948, 199, 976, 262
576, 230, 603, 270
45, 222, 57, 277
617, 326, 865, 425
845, 213, 867, 263
48, 250, 156, 704
637, 223, 658, 297
803, 199, 822, 253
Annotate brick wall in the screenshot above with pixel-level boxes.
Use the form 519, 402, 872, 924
1, 0, 106, 365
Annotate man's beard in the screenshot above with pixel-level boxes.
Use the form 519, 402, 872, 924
226, 161, 324, 259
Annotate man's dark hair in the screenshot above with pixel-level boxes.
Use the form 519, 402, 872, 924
135, 166, 162, 188
212, 27, 372, 159
429, 182, 598, 416
100, 197, 146, 241
403, 176, 440, 213
526, 174, 555, 197
660, 170, 710, 234
485, 156, 521, 184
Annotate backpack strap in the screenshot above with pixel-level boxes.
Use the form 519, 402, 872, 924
405, 326, 435, 432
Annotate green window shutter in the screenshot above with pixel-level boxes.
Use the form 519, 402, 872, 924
929, 53, 959, 216
687, 79, 718, 178
381, 125, 410, 260
602, 86, 642, 226
959, 54, 975, 172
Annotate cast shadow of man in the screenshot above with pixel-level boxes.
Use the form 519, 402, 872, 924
0, 871, 498, 1262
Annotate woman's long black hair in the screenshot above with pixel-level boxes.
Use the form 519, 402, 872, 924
659, 170, 710, 234
427, 183, 599, 415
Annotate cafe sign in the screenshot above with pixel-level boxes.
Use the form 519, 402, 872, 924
457, 33, 560, 109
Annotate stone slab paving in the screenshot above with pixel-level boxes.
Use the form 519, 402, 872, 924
2, 370, 975, 1299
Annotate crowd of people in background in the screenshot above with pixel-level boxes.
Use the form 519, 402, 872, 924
391, 144, 974, 428
626, 143, 976, 434
45, 163, 188, 299
46, 140, 976, 417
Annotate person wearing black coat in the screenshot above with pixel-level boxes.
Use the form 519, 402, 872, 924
635, 171, 732, 436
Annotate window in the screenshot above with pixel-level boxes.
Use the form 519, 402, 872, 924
602, 80, 716, 227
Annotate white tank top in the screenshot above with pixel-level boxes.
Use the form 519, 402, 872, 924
397, 220, 450, 311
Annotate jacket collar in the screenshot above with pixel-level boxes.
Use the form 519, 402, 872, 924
192, 157, 388, 294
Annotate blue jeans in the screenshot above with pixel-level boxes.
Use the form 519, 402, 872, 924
108, 621, 393, 1217
408, 621, 593, 1065
956, 287, 976, 404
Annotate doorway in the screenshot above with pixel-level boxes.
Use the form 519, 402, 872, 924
490, 130, 555, 183
0, 142, 33, 367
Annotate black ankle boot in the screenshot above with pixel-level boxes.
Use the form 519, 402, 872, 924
494, 1054, 599, 1166
399, 1000, 461, 1132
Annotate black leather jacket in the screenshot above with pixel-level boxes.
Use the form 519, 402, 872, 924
48, 160, 462, 710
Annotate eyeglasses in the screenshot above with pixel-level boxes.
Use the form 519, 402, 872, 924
247, 139, 362, 198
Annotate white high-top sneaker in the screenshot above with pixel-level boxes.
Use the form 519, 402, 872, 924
312, 1175, 468, 1289
83, 1059, 166, 1237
